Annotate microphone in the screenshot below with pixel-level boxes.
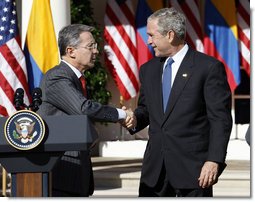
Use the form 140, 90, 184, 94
14, 88, 24, 110
31, 88, 42, 111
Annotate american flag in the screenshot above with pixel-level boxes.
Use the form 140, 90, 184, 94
237, 0, 250, 76
0, 0, 30, 116
168, 0, 204, 53
104, 0, 139, 100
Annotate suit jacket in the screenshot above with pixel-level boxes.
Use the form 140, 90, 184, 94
37, 61, 119, 196
131, 48, 232, 189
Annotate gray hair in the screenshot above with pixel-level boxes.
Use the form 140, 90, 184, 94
58, 24, 95, 56
148, 7, 186, 40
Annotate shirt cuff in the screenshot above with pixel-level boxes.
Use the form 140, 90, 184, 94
116, 108, 127, 120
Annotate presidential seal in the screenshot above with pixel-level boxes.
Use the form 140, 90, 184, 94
4, 110, 45, 150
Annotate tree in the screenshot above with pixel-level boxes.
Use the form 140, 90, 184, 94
70, 0, 111, 104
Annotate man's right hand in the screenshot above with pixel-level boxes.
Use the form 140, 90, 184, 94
121, 106, 137, 129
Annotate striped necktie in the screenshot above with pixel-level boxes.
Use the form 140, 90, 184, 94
162, 58, 174, 112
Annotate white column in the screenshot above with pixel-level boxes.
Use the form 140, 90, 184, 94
21, 0, 70, 47
21, 0, 32, 47
50, 0, 71, 39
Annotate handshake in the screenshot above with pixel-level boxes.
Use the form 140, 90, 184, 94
120, 106, 137, 129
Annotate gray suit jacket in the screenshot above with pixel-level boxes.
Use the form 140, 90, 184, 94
38, 61, 118, 121
37, 61, 119, 196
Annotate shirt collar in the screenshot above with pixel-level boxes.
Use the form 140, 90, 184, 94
62, 60, 83, 78
172, 44, 189, 64
165, 44, 189, 66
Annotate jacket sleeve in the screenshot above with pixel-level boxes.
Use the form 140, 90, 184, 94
204, 60, 232, 163
41, 68, 119, 123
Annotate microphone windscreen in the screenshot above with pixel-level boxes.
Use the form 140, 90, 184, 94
32, 88, 42, 96
15, 88, 24, 96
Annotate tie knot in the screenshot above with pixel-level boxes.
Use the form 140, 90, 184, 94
166, 58, 174, 67
79, 76, 85, 81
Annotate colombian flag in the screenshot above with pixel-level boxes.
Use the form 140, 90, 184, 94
135, 0, 163, 67
24, 0, 59, 91
204, 0, 240, 91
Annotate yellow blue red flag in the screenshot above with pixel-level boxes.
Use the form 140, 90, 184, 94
24, 0, 59, 91
204, 0, 240, 91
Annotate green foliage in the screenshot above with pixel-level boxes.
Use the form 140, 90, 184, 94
70, 0, 111, 105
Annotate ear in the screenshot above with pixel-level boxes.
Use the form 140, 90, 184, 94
167, 30, 175, 42
66, 46, 76, 58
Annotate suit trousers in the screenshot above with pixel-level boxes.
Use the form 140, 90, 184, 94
51, 151, 94, 197
139, 162, 212, 197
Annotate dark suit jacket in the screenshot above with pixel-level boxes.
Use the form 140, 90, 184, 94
37, 61, 119, 196
131, 48, 232, 189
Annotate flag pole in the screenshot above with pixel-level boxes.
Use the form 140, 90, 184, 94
119, 95, 125, 141
2, 167, 7, 196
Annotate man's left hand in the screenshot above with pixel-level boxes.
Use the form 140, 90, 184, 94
198, 161, 219, 188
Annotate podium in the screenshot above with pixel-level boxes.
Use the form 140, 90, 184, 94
0, 115, 98, 197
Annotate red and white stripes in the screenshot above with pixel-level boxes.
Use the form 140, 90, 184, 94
169, 0, 204, 53
0, 0, 30, 117
237, 0, 250, 75
104, 0, 139, 100
0, 37, 30, 116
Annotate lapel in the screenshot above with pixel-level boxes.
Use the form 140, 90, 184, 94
143, 57, 165, 121
156, 58, 166, 118
162, 48, 195, 124
60, 61, 82, 91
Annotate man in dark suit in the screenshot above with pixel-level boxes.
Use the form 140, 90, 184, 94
37, 24, 132, 197
124, 8, 232, 197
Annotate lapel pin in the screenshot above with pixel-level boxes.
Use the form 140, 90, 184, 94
182, 73, 188, 77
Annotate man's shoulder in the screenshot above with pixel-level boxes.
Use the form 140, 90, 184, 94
191, 49, 220, 64
45, 62, 70, 77
140, 57, 163, 70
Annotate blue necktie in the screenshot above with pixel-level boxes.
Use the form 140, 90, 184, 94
162, 58, 174, 112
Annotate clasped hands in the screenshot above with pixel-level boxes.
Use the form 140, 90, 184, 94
120, 106, 137, 129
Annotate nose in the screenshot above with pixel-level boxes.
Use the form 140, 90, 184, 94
147, 36, 152, 45
94, 48, 99, 54
92, 50, 98, 56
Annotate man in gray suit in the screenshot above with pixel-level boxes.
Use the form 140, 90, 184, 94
37, 24, 133, 197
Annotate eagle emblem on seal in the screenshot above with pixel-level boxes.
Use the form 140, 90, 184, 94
4, 110, 45, 150
13, 117, 38, 143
